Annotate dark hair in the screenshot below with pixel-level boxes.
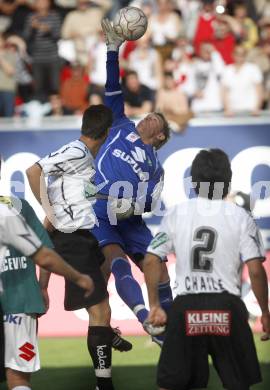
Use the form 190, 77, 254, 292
155, 111, 170, 149
164, 71, 174, 78
202, 0, 215, 4
234, 0, 246, 8
81, 104, 113, 139
124, 70, 139, 85
125, 70, 138, 78
191, 148, 232, 199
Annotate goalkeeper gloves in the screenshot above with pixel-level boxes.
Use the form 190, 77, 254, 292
101, 18, 125, 51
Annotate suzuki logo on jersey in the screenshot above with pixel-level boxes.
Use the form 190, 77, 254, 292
131, 147, 146, 163
185, 310, 231, 336
112, 149, 149, 181
4, 314, 23, 325
19, 342, 36, 361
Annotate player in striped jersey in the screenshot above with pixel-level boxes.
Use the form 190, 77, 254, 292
144, 149, 270, 390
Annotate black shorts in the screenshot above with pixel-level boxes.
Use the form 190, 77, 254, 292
158, 293, 262, 390
50, 230, 108, 311
0, 303, 5, 382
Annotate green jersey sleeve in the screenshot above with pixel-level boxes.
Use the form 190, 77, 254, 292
0, 197, 53, 314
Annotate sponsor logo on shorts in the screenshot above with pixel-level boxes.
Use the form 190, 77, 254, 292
3, 314, 23, 325
97, 345, 107, 370
19, 342, 36, 361
185, 310, 231, 336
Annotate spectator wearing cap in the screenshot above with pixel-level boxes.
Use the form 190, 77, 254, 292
61, 0, 112, 65
23, 0, 62, 102
221, 45, 264, 116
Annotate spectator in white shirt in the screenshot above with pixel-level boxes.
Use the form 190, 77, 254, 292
61, 0, 112, 65
191, 42, 225, 114
221, 45, 264, 116
127, 35, 163, 92
147, 0, 183, 62
88, 29, 106, 93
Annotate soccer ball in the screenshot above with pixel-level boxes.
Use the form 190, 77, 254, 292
113, 6, 148, 41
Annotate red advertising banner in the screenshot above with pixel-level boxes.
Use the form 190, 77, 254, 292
39, 252, 270, 337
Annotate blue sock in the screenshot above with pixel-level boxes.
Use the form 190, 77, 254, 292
111, 258, 148, 324
158, 280, 173, 313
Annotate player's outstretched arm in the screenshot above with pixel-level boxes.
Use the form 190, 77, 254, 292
247, 259, 270, 341
143, 253, 167, 326
101, 18, 126, 121
4, 211, 94, 297
39, 268, 51, 313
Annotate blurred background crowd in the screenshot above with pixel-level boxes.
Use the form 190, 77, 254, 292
0, 0, 270, 124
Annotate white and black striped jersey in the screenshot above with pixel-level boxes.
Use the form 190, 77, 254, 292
0, 200, 42, 291
148, 198, 265, 297
38, 140, 97, 232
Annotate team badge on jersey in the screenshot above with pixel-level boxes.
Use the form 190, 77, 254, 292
0, 196, 13, 208
150, 232, 169, 249
185, 310, 231, 336
126, 132, 140, 143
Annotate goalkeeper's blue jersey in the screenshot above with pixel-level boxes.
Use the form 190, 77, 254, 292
94, 51, 164, 217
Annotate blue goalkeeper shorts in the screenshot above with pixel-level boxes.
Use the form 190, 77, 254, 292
91, 215, 153, 263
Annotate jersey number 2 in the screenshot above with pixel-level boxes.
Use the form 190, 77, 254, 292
191, 227, 217, 273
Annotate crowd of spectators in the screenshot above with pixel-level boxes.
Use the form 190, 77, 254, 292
0, 0, 270, 123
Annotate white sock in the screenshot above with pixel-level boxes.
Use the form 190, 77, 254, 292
12, 386, 31, 390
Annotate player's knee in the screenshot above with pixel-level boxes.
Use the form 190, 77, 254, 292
103, 244, 125, 263
111, 257, 131, 276
88, 299, 111, 325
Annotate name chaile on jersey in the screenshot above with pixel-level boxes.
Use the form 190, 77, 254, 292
184, 275, 225, 293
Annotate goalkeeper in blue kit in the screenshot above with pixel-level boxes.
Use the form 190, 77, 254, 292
91, 19, 173, 341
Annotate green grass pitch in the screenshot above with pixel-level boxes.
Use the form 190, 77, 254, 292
1, 335, 269, 389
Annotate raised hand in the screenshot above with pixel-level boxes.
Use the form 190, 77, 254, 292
101, 18, 125, 51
